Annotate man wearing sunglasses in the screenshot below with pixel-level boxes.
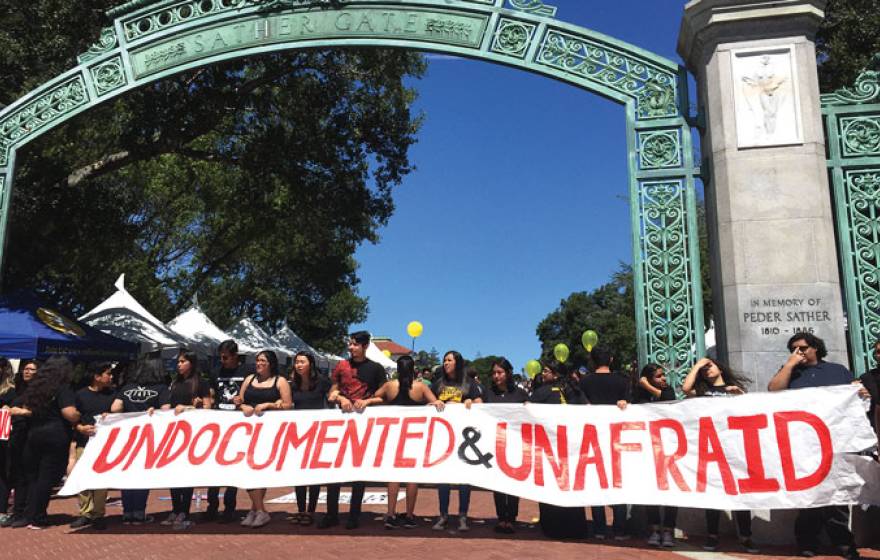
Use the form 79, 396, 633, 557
768, 333, 858, 559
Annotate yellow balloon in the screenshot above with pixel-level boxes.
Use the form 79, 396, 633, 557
525, 359, 542, 379
382, 349, 392, 358
406, 321, 424, 338
553, 343, 570, 363
582, 330, 598, 352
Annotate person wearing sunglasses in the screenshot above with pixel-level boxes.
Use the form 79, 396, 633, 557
767, 333, 859, 559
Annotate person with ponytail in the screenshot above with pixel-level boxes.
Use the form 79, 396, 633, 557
368, 355, 443, 529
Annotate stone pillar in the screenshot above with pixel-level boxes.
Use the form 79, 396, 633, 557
678, 0, 848, 391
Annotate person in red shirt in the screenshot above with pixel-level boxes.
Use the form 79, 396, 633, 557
321, 331, 387, 530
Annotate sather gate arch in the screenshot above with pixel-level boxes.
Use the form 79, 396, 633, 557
0, 0, 704, 380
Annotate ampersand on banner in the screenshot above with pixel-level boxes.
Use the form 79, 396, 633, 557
457, 427, 494, 468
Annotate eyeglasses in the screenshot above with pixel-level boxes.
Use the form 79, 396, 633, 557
791, 345, 812, 351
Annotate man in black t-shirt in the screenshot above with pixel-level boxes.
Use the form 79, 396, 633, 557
204, 339, 242, 523
321, 331, 387, 530
580, 347, 631, 540
70, 363, 115, 530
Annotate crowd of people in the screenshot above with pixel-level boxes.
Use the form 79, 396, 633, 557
0, 330, 877, 560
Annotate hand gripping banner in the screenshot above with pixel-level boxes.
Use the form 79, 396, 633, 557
61, 385, 880, 509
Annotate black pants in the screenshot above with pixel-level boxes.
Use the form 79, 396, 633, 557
7, 431, 27, 517
325, 482, 365, 519
706, 509, 752, 537
170, 487, 194, 515
493, 491, 519, 523
591, 504, 627, 536
794, 506, 854, 550
22, 428, 69, 524
295, 485, 320, 513
206, 486, 237, 512
0, 443, 9, 515
646, 505, 678, 529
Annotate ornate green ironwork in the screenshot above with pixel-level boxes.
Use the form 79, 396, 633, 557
823, 58, 880, 374
0, 0, 703, 381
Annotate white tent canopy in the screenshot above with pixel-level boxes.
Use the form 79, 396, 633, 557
273, 324, 318, 354
366, 341, 397, 370
167, 305, 258, 358
79, 274, 187, 353
228, 317, 290, 359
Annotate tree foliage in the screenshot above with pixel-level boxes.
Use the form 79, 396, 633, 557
816, 0, 880, 92
0, 1, 425, 353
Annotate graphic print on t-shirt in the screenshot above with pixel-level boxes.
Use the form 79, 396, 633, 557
437, 385, 464, 403
123, 386, 160, 403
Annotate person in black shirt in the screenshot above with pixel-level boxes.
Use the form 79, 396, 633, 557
159, 350, 211, 531
111, 358, 170, 524
368, 355, 443, 529
323, 331, 387, 530
858, 339, 880, 439
0, 357, 15, 525
7, 357, 80, 529
530, 360, 587, 539
430, 350, 482, 533
579, 347, 630, 540
0, 359, 37, 528
289, 351, 331, 526
483, 357, 528, 534
69, 362, 115, 530
636, 364, 678, 548
204, 339, 242, 523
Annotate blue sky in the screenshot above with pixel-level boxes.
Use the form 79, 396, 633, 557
352, 1, 688, 370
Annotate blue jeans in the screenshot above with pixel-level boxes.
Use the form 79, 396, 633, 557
438, 484, 471, 517
121, 489, 150, 518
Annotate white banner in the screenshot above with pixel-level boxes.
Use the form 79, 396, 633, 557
61, 385, 880, 509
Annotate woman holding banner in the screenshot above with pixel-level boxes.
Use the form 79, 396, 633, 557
682, 357, 758, 553
289, 351, 330, 526
430, 350, 482, 532
530, 361, 587, 539
0, 359, 37, 527
369, 354, 444, 529
160, 350, 211, 531
483, 357, 528, 534
0, 357, 16, 525
238, 350, 292, 528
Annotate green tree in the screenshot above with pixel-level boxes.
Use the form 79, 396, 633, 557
0, 1, 425, 353
413, 347, 440, 370
536, 264, 637, 370
467, 354, 504, 388
816, 0, 880, 92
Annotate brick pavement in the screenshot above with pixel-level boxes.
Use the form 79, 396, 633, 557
2, 486, 878, 560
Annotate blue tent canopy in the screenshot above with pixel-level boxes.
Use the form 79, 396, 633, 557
0, 292, 138, 361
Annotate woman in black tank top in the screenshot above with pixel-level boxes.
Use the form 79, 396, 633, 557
367, 356, 443, 528
236, 350, 292, 529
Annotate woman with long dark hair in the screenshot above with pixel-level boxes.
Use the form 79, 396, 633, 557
530, 360, 587, 539
0, 359, 37, 527
682, 357, 758, 553
430, 350, 482, 532
0, 357, 16, 524
111, 357, 171, 524
483, 357, 528, 534
237, 350, 292, 528
369, 355, 443, 529
7, 357, 80, 529
289, 351, 330, 526
636, 363, 678, 547
159, 350, 211, 530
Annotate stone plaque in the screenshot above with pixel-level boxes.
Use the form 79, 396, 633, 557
131, 8, 489, 78
731, 45, 803, 148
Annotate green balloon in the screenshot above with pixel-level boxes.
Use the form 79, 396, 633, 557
553, 343, 570, 363
525, 359, 542, 379
582, 330, 598, 351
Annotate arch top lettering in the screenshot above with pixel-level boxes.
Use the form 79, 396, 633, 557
0, 0, 704, 384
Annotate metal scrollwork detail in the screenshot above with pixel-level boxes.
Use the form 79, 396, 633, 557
90, 57, 127, 95
639, 130, 681, 169
537, 31, 678, 119
0, 77, 88, 166
491, 19, 535, 59
507, 0, 557, 18
78, 27, 119, 64
841, 170, 880, 363
125, 0, 242, 41
821, 60, 880, 107
639, 180, 696, 388
840, 116, 880, 157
